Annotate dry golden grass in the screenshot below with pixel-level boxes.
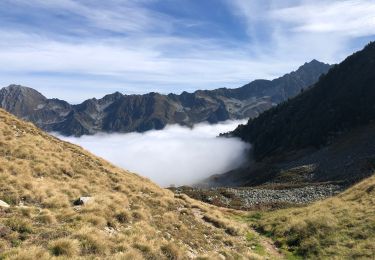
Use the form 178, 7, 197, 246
0, 109, 262, 259
4, 107, 372, 259
244, 174, 375, 259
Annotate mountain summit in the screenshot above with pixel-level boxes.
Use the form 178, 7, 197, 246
0, 60, 330, 136
0, 85, 47, 116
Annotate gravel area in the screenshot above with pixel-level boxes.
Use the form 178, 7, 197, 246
173, 183, 345, 210
224, 184, 343, 206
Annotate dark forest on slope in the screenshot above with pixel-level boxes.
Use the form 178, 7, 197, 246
232, 42, 375, 161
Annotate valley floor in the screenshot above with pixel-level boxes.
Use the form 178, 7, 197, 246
171, 182, 344, 211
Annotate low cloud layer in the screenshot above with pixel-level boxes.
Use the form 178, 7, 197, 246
58, 120, 249, 187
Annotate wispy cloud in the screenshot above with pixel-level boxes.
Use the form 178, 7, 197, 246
4, 0, 169, 34
0, 30, 294, 102
271, 0, 375, 37
227, 0, 375, 66
0, 0, 374, 102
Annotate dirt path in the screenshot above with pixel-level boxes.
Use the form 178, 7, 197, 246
191, 205, 284, 259
259, 235, 283, 259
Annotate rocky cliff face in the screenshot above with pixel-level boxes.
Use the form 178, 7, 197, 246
0, 60, 330, 136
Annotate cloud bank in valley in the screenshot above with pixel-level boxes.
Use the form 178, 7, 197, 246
58, 120, 249, 187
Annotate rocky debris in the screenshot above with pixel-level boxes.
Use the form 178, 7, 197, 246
74, 196, 93, 205
226, 184, 343, 207
173, 183, 344, 210
0, 200, 10, 208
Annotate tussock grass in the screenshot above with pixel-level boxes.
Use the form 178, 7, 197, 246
0, 109, 258, 259
49, 238, 80, 257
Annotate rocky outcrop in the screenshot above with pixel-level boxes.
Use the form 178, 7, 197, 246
0, 60, 331, 136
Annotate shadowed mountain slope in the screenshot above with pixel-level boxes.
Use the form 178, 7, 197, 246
206, 42, 375, 188
233, 42, 375, 161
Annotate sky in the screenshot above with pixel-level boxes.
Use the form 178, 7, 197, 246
0, 0, 374, 103
58, 120, 250, 187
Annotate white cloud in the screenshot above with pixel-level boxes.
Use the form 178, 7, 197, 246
271, 0, 375, 37
0, 30, 296, 102
57, 120, 250, 187
7, 0, 168, 33
226, 0, 375, 66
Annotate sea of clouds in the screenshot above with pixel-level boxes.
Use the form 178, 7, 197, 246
57, 120, 250, 187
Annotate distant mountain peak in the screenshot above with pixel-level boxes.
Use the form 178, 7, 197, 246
296, 59, 331, 72
2, 84, 46, 98
5, 84, 33, 90
308, 59, 322, 64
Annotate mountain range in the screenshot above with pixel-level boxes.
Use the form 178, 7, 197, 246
0, 60, 330, 136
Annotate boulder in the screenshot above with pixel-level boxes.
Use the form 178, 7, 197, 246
74, 196, 93, 205
0, 200, 10, 208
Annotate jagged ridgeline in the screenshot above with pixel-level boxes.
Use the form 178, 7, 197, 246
0, 109, 264, 259
0, 60, 330, 136
232, 42, 375, 161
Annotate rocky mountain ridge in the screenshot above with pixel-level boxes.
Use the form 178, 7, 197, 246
0, 60, 330, 136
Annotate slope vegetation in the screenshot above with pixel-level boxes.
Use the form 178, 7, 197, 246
0, 109, 265, 259
246, 173, 375, 259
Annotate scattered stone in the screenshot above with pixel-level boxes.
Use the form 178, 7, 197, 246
0, 200, 10, 208
186, 250, 196, 259
16, 202, 29, 208
74, 196, 93, 205
174, 183, 345, 210
104, 226, 117, 235
0, 224, 11, 237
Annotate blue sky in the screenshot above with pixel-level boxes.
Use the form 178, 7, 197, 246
0, 0, 374, 103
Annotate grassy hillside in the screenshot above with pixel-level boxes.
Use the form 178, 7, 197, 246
0, 109, 265, 259
2, 106, 374, 259
240, 174, 375, 259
